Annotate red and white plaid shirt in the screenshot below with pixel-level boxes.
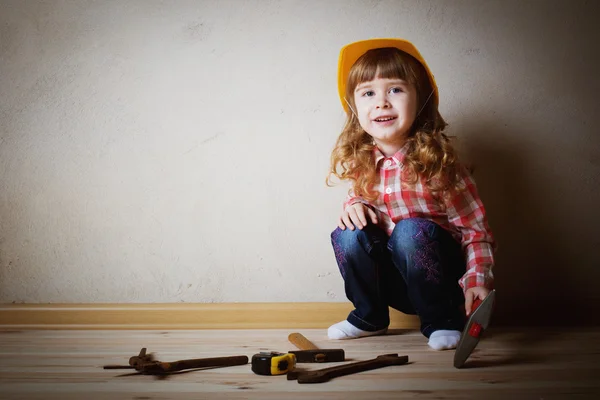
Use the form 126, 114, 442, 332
344, 145, 495, 293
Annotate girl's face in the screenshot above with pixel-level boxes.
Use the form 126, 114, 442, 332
353, 77, 418, 156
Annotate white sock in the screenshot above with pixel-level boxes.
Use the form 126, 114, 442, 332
428, 330, 461, 350
327, 320, 387, 340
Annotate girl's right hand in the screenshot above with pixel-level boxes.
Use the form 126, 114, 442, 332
338, 203, 378, 231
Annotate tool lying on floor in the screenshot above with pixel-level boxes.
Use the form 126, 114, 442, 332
288, 332, 345, 363
454, 289, 497, 368
251, 351, 296, 375
287, 353, 409, 383
103, 347, 249, 375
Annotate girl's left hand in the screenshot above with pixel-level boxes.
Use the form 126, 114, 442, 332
464, 287, 490, 316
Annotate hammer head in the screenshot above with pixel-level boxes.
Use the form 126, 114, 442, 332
289, 349, 345, 363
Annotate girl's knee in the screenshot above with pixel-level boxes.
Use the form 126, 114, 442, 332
389, 218, 439, 252
331, 226, 366, 251
330, 227, 369, 277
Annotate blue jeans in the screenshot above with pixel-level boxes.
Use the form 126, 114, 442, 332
331, 218, 466, 338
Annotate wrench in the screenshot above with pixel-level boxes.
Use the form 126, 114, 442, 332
287, 353, 409, 383
103, 347, 248, 375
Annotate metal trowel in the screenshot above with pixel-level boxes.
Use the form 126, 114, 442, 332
454, 289, 497, 368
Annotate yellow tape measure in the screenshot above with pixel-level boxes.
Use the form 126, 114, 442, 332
251, 351, 296, 375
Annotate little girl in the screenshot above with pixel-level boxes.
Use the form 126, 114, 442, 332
327, 38, 495, 350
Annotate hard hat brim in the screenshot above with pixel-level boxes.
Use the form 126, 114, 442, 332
337, 38, 438, 113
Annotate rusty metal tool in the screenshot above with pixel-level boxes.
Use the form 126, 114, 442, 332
287, 332, 345, 363
454, 289, 497, 368
287, 353, 408, 383
103, 347, 249, 375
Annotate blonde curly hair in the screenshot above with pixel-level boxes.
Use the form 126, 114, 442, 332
327, 47, 462, 201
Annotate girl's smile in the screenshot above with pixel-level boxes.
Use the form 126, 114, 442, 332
372, 115, 397, 126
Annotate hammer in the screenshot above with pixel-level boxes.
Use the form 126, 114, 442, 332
288, 333, 345, 363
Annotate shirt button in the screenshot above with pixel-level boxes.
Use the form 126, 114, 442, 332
383, 159, 392, 167
385, 187, 392, 194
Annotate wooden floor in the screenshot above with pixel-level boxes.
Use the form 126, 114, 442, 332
1, 328, 599, 399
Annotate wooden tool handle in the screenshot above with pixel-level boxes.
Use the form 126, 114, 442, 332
288, 333, 318, 350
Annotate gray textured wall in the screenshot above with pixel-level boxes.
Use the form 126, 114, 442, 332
1, 0, 598, 325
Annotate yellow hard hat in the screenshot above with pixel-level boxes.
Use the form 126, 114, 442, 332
337, 38, 438, 113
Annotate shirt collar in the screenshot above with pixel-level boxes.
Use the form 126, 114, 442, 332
374, 143, 409, 166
